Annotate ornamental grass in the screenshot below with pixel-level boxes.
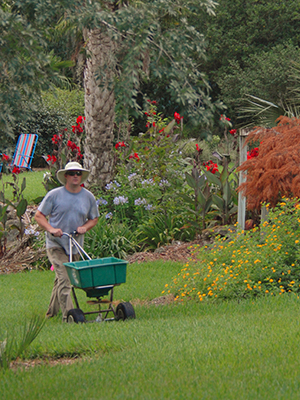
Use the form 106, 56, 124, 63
166, 198, 300, 302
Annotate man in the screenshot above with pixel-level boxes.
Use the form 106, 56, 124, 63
35, 161, 99, 321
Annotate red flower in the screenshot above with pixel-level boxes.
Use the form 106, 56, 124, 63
76, 116, 84, 124
12, 166, 20, 174
115, 141, 126, 149
203, 160, 219, 174
229, 129, 237, 135
2, 154, 9, 162
129, 152, 140, 162
67, 141, 81, 155
247, 147, 259, 160
46, 155, 57, 164
159, 128, 165, 133
52, 134, 60, 144
152, 122, 156, 127
220, 114, 231, 122
174, 112, 181, 124
72, 124, 84, 134
195, 144, 202, 153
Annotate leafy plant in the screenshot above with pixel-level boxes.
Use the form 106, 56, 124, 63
85, 216, 139, 259
167, 198, 300, 303
137, 213, 195, 250
41, 115, 86, 193
0, 170, 28, 257
238, 116, 300, 212
204, 154, 238, 225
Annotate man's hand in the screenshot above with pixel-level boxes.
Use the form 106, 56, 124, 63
77, 218, 98, 235
76, 226, 87, 235
49, 228, 63, 237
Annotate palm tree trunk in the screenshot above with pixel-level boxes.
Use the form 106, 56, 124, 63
83, 28, 115, 187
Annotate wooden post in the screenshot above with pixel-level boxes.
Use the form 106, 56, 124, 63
261, 205, 269, 223
237, 129, 249, 230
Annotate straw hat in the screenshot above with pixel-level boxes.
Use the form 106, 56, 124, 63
56, 162, 90, 185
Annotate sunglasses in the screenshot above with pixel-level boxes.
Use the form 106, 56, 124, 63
66, 171, 83, 176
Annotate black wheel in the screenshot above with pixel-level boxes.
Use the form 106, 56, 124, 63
67, 308, 85, 323
116, 302, 136, 321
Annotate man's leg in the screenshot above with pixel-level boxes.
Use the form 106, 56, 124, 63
46, 247, 74, 321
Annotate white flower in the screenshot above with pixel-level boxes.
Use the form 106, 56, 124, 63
141, 178, 155, 186
128, 173, 137, 181
134, 198, 147, 206
96, 198, 108, 206
159, 179, 169, 187
113, 196, 128, 205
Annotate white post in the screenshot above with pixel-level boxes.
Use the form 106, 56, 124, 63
237, 130, 248, 230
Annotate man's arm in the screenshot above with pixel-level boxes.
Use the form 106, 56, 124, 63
35, 210, 63, 237
76, 217, 99, 235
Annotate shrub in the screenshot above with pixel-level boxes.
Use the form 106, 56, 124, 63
13, 89, 84, 167
84, 216, 139, 259
238, 116, 300, 212
166, 198, 300, 302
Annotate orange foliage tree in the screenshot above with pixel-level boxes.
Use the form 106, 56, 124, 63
238, 116, 300, 211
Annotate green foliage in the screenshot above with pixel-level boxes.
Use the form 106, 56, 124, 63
201, 0, 300, 82
63, 0, 220, 125
13, 89, 84, 167
41, 88, 84, 120
184, 166, 212, 231
204, 156, 238, 225
84, 216, 139, 259
0, 171, 28, 256
137, 213, 195, 250
168, 198, 300, 302
93, 104, 239, 250
218, 43, 300, 126
0, 5, 73, 140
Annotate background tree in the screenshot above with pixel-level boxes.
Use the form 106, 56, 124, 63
238, 116, 300, 211
0, 1, 72, 139
197, 0, 300, 124
62, 0, 220, 186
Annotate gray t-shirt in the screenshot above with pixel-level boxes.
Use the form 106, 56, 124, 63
38, 186, 99, 254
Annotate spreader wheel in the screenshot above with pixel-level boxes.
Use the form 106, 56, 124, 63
67, 308, 85, 323
116, 302, 136, 321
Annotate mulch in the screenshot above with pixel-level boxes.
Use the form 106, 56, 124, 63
126, 239, 209, 264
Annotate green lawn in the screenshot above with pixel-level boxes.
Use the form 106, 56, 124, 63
1, 260, 300, 399
0, 170, 46, 203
